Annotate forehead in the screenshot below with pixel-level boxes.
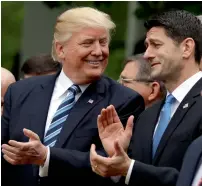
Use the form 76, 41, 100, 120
145, 27, 168, 42
73, 27, 108, 40
121, 62, 139, 77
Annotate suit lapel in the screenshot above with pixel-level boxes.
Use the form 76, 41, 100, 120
145, 101, 164, 163
132, 100, 163, 164
55, 78, 106, 147
28, 75, 58, 141
153, 78, 202, 163
27, 74, 58, 177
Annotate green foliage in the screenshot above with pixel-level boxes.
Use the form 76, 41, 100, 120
3, 1, 201, 79
42, 1, 113, 9
104, 48, 125, 80
1, 2, 24, 70
135, 2, 202, 20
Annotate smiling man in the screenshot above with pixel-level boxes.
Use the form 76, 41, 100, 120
1, 7, 144, 186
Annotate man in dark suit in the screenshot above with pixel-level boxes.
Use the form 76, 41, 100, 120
1, 7, 144, 186
90, 10, 202, 186
176, 135, 202, 186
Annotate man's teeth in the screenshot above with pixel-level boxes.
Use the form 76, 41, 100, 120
88, 61, 100, 64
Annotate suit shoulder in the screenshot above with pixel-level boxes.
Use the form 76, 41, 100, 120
10, 74, 55, 90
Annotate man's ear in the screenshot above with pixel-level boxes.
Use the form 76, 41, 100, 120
148, 82, 161, 103
181, 38, 195, 59
55, 42, 65, 59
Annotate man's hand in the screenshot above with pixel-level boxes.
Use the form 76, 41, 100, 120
98, 105, 134, 157
2, 128, 47, 166
90, 140, 131, 177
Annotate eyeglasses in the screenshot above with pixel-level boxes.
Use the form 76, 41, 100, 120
117, 76, 153, 84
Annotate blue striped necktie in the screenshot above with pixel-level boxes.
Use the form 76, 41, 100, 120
152, 94, 176, 158
44, 84, 81, 147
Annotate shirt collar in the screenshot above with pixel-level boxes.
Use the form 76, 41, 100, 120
169, 71, 202, 103
54, 69, 90, 99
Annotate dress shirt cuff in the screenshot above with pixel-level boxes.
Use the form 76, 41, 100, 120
39, 147, 50, 177
125, 159, 135, 185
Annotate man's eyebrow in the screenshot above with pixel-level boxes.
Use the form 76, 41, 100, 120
145, 38, 163, 44
100, 36, 108, 40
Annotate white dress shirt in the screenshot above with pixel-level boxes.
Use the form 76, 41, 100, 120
125, 71, 202, 185
39, 69, 89, 177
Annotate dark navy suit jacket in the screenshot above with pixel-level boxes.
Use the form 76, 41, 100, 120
1, 72, 144, 186
176, 135, 202, 186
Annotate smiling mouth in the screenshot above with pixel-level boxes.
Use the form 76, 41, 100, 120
87, 60, 103, 66
151, 63, 160, 67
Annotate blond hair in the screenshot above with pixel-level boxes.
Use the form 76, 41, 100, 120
51, 7, 116, 61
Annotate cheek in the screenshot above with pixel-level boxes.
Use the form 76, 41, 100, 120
65, 47, 89, 64
102, 46, 109, 58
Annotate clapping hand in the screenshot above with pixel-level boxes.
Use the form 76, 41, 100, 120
2, 128, 47, 166
97, 105, 134, 157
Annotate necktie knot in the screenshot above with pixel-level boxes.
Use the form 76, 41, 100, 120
165, 94, 175, 104
68, 84, 81, 96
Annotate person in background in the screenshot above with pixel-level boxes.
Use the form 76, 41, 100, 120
1, 7, 144, 186
119, 54, 166, 108
21, 54, 61, 79
1, 67, 16, 114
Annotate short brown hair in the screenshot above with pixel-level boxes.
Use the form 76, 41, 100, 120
21, 54, 61, 75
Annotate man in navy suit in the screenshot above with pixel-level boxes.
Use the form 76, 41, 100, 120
1, 7, 144, 186
90, 10, 202, 186
176, 135, 202, 186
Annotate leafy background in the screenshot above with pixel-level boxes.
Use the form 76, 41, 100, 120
2, 1, 202, 80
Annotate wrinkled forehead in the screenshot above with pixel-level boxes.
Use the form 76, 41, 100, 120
145, 27, 170, 44
73, 27, 109, 40
121, 62, 139, 77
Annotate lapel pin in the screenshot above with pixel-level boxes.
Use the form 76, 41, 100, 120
183, 103, 189, 109
88, 99, 94, 104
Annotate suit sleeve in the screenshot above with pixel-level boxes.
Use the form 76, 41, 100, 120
117, 93, 145, 126
128, 161, 179, 186
48, 147, 113, 185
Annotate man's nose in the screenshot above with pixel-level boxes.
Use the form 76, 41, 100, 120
91, 42, 102, 56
